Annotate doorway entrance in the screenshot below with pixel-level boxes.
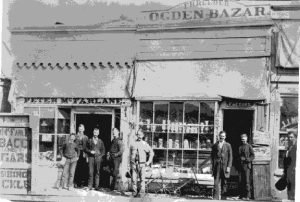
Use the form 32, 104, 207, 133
223, 109, 254, 197
75, 113, 113, 188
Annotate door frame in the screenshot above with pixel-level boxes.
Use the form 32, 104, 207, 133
221, 108, 256, 197
221, 108, 256, 142
70, 107, 115, 139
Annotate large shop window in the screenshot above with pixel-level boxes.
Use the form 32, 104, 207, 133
25, 107, 71, 165
138, 101, 216, 174
278, 96, 298, 169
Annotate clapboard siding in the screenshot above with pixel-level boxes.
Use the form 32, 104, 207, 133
252, 163, 272, 200
137, 37, 270, 60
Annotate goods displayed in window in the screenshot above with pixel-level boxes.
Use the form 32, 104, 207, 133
139, 101, 215, 174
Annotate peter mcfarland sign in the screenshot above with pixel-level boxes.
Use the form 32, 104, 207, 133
141, 0, 270, 24
22, 97, 131, 106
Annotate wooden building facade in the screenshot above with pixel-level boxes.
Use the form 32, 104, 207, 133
0, 0, 298, 200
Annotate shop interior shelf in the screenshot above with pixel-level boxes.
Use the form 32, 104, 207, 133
152, 148, 212, 152
139, 123, 214, 126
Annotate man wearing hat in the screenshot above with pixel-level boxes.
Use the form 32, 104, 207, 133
238, 133, 255, 200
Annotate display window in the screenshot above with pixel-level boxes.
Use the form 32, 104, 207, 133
24, 107, 71, 165
138, 101, 216, 175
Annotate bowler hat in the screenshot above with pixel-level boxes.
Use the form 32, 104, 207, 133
275, 176, 287, 191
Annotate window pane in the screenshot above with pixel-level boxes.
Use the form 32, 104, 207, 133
279, 133, 288, 148
153, 132, 167, 149
200, 102, 214, 134
152, 150, 167, 168
183, 150, 197, 170
57, 108, 70, 134
57, 135, 67, 161
57, 119, 70, 134
144, 131, 152, 147
184, 102, 199, 124
168, 150, 182, 168
170, 102, 183, 123
154, 102, 168, 124
280, 97, 298, 132
39, 119, 55, 133
198, 134, 213, 150
39, 134, 54, 162
140, 102, 153, 124
198, 155, 212, 174
169, 133, 182, 149
183, 133, 198, 149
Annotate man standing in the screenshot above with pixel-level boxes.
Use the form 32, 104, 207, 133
130, 129, 154, 198
107, 128, 124, 191
283, 131, 297, 200
238, 133, 255, 200
59, 133, 79, 191
85, 128, 106, 190
74, 124, 89, 188
211, 131, 233, 200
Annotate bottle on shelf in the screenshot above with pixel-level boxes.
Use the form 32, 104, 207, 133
200, 122, 204, 134
184, 139, 189, 149
158, 138, 163, 148
175, 139, 180, 149
162, 120, 166, 132
170, 138, 174, 148
146, 119, 151, 131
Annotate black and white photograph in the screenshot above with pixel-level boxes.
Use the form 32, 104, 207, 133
0, 0, 299, 201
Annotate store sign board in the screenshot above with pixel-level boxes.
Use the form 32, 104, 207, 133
253, 130, 270, 145
0, 168, 30, 194
0, 128, 29, 166
22, 97, 131, 106
225, 100, 254, 108
0, 126, 30, 194
141, 0, 271, 24
0, 116, 29, 127
253, 145, 271, 161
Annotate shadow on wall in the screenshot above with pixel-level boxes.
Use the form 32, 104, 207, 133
0, 78, 11, 112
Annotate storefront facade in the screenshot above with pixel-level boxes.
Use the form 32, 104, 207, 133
1, 0, 299, 200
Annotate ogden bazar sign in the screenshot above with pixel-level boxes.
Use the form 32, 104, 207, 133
142, 0, 270, 23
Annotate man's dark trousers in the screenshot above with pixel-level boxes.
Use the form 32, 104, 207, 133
110, 157, 122, 190
88, 156, 103, 189
74, 151, 88, 187
214, 162, 227, 200
240, 163, 251, 198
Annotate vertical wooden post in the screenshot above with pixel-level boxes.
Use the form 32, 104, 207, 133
120, 103, 134, 191
269, 89, 282, 198
29, 109, 40, 194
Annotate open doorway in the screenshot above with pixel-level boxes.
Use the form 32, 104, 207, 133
223, 109, 254, 197
75, 113, 112, 188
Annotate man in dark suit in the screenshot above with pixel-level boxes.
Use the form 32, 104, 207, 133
85, 128, 106, 190
211, 131, 233, 200
284, 131, 297, 200
238, 133, 255, 200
